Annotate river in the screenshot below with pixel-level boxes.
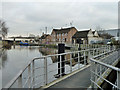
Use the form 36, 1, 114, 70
0, 46, 77, 89
0, 46, 59, 88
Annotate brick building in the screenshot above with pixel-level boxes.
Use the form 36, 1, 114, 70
51, 27, 78, 44
40, 34, 52, 44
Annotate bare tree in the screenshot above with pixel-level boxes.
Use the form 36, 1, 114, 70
0, 20, 8, 39
95, 25, 103, 31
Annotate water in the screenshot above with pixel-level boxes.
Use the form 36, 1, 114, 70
0, 46, 58, 88
0, 46, 84, 89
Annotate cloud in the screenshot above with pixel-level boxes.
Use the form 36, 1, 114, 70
1, 2, 118, 36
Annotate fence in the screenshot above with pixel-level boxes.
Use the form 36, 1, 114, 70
90, 48, 120, 89
4, 46, 113, 89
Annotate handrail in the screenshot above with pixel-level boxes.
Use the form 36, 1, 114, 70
90, 58, 120, 72
4, 46, 111, 88
90, 48, 120, 89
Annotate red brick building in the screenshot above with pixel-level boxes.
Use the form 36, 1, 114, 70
40, 34, 52, 44
51, 27, 78, 44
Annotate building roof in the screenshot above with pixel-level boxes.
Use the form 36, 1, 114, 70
40, 34, 50, 39
53, 27, 76, 34
72, 30, 90, 38
9, 36, 36, 39
92, 31, 95, 34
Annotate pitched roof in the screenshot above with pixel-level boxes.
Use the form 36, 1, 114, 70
53, 27, 76, 34
72, 30, 90, 38
40, 34, 50, 39
9, 36, 36, 39
92, 31, 95, 34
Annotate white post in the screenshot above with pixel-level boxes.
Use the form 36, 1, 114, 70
28, 64, 31, 88
60, 55, 62, 77
32, 60, 35, 88
44, 57, 48, 85
93, 49, 95, 56
88, 50, 90, 64
84, 51, 86, 65
117, 71, 120, 89
78, 52, 80, 69
70, 54, 72, 73
94, 63, 98, 88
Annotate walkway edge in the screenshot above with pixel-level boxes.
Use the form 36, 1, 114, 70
41, 64, 91, 89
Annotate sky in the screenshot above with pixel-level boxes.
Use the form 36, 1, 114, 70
0, 0, 119, 37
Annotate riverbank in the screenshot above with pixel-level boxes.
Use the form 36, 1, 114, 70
0, 41, 2, 49
15, 43, 71, 50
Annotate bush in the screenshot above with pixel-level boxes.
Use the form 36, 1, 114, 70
2, 41, 11, 49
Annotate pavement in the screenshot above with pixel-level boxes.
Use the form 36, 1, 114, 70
47, 66, 91, 89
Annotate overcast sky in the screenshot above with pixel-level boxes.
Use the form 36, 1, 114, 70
0, 0, 119, 36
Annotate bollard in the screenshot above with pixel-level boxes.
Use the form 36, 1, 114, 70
55, 43, 65, 78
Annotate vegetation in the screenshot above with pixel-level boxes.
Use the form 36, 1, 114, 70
0, 20, 8, 39
40, 44, 57, 48
0, 20, 10, 49
2, 41, 11, 49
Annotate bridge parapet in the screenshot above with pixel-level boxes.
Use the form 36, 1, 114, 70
90, 48, 120, 89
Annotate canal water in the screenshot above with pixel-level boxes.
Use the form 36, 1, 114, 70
0, 46, 81, 89
0, 46, 58, 88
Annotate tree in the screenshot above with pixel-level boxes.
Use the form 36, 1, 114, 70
0, 20, 8, 39
99, 33, 113, 39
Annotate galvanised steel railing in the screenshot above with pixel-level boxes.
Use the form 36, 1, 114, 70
90, 48, 120, 89
4, 45, 113, 89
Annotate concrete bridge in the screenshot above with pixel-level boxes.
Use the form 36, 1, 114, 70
4, 45, 120, 89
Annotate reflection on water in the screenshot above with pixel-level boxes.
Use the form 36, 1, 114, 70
1, 50, 7, 69
1, 46, 57, 88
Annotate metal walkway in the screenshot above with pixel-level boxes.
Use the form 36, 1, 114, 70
48, 65, 91, 89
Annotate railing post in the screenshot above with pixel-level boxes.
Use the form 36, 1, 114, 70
84, 51, 86, 65
117, 71, 120, 89
32, 60, 35, 88
70, 53, 72, 73
94, 63, 98, 88
88, 50, 91, 64
100, 65, 102, 76
78, 52, 80, 69
18, 74, 22, 88
60, 55, 62, 77
93, 49, 95, 56
90, 61, 94, 89
28, 64, 31, 88
44, 57, 48, 85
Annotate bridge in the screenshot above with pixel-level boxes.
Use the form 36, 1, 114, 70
4, 45, 120, 89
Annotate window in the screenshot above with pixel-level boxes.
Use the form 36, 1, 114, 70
63, 38, 64, 41
59, 38, 61, 41
62, 33, 64, 36
65, 33, 68, 36
59, 34, 61, 36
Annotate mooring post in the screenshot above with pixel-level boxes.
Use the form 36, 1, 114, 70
58, 43, 65, 77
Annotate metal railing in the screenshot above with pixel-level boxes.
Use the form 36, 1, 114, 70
4, 45, 113, 89
90, 48, 120, 89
